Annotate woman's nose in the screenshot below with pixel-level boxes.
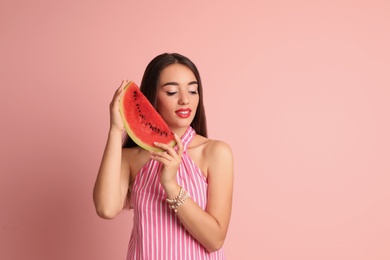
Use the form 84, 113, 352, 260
179, 93, 189, 105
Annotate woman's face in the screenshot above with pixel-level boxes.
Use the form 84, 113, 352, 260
156, 63, 199, 133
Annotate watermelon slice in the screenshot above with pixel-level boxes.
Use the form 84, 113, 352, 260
119, 81, 176, 151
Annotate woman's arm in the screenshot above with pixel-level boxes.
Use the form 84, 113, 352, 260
93, 131, 130, 219
152, 139, 234, 252
93, 81, 131, 219
177, 141, 233, 251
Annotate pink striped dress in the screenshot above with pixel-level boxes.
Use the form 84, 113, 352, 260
127, 126, 226, 260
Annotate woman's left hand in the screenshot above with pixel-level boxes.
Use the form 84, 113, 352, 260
150, 134, 183, 190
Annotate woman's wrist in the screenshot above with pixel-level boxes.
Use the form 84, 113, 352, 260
166, 186, 190, 213
162, 182, 181, 199
108, 126, 123, 136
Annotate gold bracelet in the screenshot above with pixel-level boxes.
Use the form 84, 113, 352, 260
169, 192, 190, 213
166, 186, 190, 213
166, 186, 184, 204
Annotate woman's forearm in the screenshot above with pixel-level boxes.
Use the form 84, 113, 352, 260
93, 129, 126, 219
176, 198, 231, 252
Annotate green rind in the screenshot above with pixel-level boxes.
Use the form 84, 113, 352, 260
119, 81, 176, 151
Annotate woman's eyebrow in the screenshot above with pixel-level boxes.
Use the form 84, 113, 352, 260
161, 82, 179, 87
161, 81, 198, 87
188, 81, 198, 86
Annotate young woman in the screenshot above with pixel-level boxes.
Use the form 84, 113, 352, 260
93, 53, 234, 259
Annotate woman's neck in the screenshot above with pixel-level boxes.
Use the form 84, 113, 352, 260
170, 126, 189, 138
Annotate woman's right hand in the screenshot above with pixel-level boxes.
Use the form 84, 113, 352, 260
109, 80, 129, 132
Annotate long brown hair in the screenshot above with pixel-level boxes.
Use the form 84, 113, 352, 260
122, 53, 208, 148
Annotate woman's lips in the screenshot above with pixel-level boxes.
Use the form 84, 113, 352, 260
175, 108, 192, 118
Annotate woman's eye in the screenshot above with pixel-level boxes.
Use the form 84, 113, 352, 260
189, 91, 198, 95
166, 91, 177, 96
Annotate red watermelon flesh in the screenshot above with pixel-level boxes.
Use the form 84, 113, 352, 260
120, 81, 176, 151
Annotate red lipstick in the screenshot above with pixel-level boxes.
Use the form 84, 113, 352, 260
175, 108, 192, 118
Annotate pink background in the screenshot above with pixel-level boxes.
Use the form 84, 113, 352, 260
1, 0, 390, 259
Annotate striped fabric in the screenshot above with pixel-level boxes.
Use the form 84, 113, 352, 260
127, 126, 226, 260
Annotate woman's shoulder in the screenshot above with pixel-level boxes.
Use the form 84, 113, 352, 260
191, 135, 233, 179
122, 146, 150, 167
122, 146, 146, 157
192, 135, 233, 159
122, 146, 151, 180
